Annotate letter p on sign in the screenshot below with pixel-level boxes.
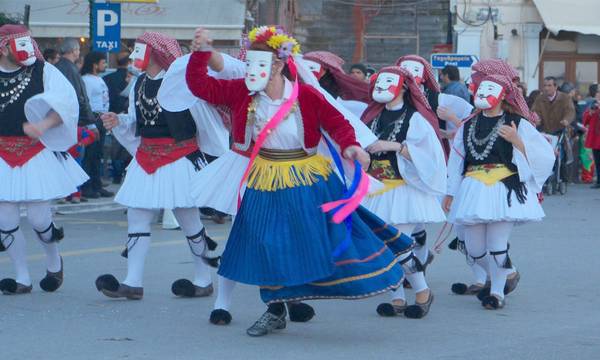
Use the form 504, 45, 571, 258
97, 10, 118, 37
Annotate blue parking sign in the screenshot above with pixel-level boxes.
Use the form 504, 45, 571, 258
92, 3, 121, 52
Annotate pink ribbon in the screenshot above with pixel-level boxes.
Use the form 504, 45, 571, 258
237, 58, 299, 207
321, 168, 370, 224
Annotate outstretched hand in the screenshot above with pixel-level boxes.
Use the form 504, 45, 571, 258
343, 145, 371, 169
101, 112, 119, 130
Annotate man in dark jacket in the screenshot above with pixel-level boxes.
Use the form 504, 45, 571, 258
55, 38, 113, 198
103, 51, 132, 184
54, 38, 96, 128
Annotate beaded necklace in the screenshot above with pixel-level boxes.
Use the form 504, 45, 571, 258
466, 113, 505, 161
135, 75, 162, 126
0, 66, 34, 112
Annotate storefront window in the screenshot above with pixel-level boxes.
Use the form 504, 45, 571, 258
575, 61, 598, 95
543, 61, 566, 83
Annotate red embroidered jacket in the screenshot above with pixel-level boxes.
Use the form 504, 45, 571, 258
186, 51, 359, 154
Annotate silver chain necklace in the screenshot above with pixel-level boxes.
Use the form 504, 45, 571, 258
135, 76, 162, 126
466, 114, 505, 161
0, 66, 34, 112
370, 107, 408, 143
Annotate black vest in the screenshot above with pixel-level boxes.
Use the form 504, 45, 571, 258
0, 60, 45, 136
133, 74, 197, 141
463, 112, 527, 205
368, 102, 416, 179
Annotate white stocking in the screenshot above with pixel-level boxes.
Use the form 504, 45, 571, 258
173, 207, 212, 287
26, 201, 61, 273
122, 208, 155, 287
463, 224, 489, 273
411, 223, 429, 264
393, 224, 429, 299
456, 224, 489, 285
0, 202, 30, 286
213, 275, 236, 311
485, 221, 514, 299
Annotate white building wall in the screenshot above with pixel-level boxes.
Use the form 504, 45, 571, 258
452, 0, 544, 88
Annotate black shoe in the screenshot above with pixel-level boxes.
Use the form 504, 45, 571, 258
591, 184, 600, 189
171, 279, 214, 297
246, 309, 287, 337
210, 309, 232, 325
482, 294, 505, 310
82, 191, 100, 199
287, 302, 315, 322
97, 188, 114, 197
404, 291, 434, 319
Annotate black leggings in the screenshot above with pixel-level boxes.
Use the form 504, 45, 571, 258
593, 149, 600, 184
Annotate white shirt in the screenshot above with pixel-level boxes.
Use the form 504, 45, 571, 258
82, 74, 109, 113
253, 78, 302, 150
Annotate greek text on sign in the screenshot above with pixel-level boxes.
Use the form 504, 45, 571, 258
92, 2, 121, 53
430, 54, 479, 69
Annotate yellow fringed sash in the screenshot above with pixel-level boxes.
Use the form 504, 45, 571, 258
368, 179, 407, 197
247, 152, 332, 191
465, 164, 516, 186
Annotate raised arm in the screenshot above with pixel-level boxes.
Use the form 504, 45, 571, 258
185, 28, 247, 108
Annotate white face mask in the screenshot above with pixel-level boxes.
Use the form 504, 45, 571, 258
400, 60, 424, 85
301, 59, 322, 79
474, 80, 505, 110
372, 72, 402, 104
129, 42, 151, 72
10, 36, 36, 66
245, 50, 273, 92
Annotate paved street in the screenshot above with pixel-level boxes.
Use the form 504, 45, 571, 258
1, 185, 599, 360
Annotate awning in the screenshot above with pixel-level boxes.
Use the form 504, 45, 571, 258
1, 0, 245, 41
533, 0, 600, 36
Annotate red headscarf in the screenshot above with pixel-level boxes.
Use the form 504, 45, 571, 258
395, 54, 441, 93
304, 51, 370, 103
475, 74, 532, 122
361, 66, 441, 142
471, 60, 537, 123
0, 24, 43, 61
136, 32, 182, 70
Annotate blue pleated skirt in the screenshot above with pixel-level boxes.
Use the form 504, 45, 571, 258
218, 167, 406, 304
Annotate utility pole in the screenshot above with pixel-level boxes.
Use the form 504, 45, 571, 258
89, 0, 94, 51
24, 4, 31, 28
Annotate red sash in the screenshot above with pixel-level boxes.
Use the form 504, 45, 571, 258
0, 136, 45, 168
135, 137, 199, 174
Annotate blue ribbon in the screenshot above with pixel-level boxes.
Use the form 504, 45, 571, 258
322, 134, 363, 258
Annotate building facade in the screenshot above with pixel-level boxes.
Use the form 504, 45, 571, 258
453, 0, 600, 95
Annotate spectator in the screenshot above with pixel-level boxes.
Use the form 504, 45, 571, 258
527, 89, 541, 110
533, 77, 576, 185
584, 83, 598, 109
365, 65, 376, 79
54, 38, 97, 129
440, 65, 470, 102
80, 51, 113, 198
103, 51, 132, 184
583, 93, 600, 188
349, 63, 368, 82
532, 76, 576, 134
560, 82, 584, 183
43, 48, 59, 64
81, 52, 109, 114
